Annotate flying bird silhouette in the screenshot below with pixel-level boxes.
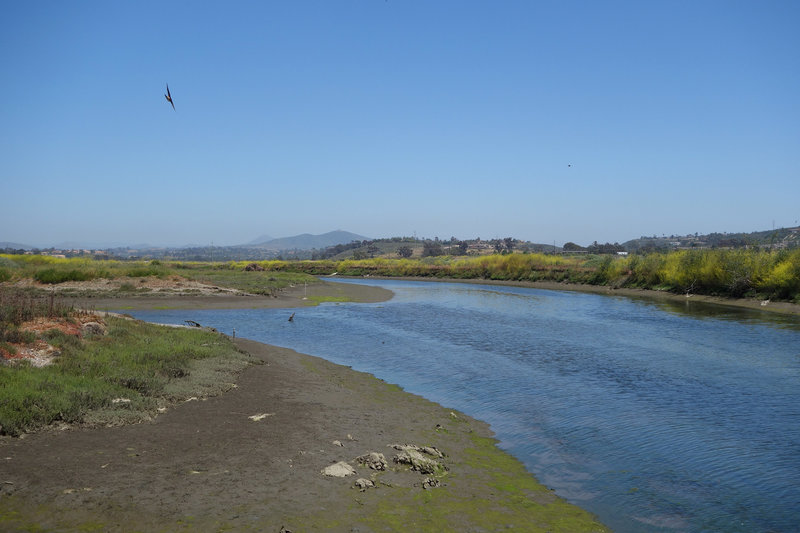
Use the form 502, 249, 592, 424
164, 83, 175, 110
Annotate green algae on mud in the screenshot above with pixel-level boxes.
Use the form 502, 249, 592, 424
304, 295, 351, 305
281, 430, 609, 533
279, 357, 608, 532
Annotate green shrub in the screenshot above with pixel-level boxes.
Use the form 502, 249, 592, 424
34, 268, 93, 284
627, 253, 664, 287
0, 341, 16, 355
125, 267, 161, 278
0, 326, 37, 344
757, 249, 800, 299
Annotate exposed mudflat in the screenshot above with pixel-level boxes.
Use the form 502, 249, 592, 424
0, 337, 607, 531
67, 278, 394, 311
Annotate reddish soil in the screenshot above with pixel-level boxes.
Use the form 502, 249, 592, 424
1, 314, 106, 366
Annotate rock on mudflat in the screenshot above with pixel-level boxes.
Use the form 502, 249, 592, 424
356, 452, 387, 471
81, 322, 107, 336
393, 449, 439, 474
421, 477, 441, 489
321, 462, 356, 477
389, 444, 447, 475
1, 481, 15, 495
353, 478, 375, 491
389, 443, 444, 458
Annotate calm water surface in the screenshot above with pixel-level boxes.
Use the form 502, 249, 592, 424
126, 280, 800, 532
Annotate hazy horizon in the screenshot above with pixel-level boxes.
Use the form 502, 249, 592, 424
2, 2, 798, 248
5, 223, 799, 252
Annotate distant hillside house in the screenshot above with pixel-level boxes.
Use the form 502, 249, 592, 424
468, 243, 493, 252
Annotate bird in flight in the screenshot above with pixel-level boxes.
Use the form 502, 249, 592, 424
164, 83, 175, 110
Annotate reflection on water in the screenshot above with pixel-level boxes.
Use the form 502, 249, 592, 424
632, 295, 800, 330
126, 280, 800, 533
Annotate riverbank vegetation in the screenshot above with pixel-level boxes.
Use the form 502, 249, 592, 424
256, 248, 800, 303
2, 248, 799, 303
0, 290, 250, 436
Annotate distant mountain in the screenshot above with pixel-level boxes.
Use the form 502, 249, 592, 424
51, 241, 157, 250
253, 230, 368, 251
246, 234, 274, 245
0, 241, 33, 250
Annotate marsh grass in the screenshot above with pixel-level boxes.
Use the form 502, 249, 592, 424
265, 250, 800, 302
0, 316, 250, 436
0, 255, 319, 297
179, 267, 314, 295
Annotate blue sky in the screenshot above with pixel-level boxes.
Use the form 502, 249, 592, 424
2, 1, 798, 247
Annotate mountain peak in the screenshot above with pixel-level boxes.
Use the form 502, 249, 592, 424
250, 230, 368, 250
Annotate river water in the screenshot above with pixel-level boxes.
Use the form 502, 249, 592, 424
125, 279, 800, 532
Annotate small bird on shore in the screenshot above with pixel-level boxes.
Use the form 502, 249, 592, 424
164, 83, 175, 110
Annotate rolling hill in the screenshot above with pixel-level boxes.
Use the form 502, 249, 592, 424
250, 230, 368, 251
